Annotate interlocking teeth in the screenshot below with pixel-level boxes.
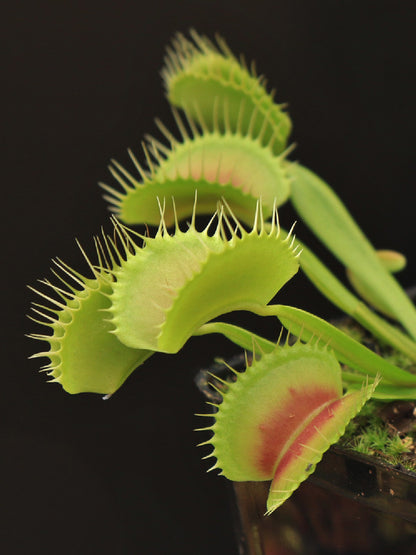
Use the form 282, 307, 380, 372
108, 200, 299, 354
28, 236, 153, 395
100, 106, 291, 228
196, 341, 377, 514
162, 30, 292, 155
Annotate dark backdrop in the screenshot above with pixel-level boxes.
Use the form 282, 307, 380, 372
4, 2, 416, 554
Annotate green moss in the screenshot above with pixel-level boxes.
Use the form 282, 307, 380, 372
336, 319, 416, 473
338, 402, 416, 471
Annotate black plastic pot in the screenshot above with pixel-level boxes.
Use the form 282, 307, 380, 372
195, 354, 416, 555
232, 448, 416, 555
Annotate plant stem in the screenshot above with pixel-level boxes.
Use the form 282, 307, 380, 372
194, 321, 276, 353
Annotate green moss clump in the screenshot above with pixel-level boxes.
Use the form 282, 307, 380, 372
336, 319, 416, 473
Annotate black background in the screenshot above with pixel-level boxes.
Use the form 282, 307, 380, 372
4, 2, 416, 554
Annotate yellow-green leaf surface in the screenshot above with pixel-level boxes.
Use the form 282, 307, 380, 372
29, 258, 152, 395
199, 342, 376, 514
276, 228, 416, 362
346, 249, 407, 318
109, 205, 299, 353
288, 163, 416, 340
268, 304, 416, 386
101, 117, 290, 227
162, 30, 292, 155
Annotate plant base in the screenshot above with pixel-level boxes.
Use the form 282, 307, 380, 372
233, 447, 416, 554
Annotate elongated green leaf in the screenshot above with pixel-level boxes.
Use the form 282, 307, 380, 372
287, 163, 416, 340
276, 229, 416, 362
198, 313, 416, 395
344, 376, 416, 400
258, 304, 416, 386
195, 321, 276, 353
346, 249, 407, 318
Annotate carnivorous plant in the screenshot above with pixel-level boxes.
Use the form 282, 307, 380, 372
29, 31, 416, 513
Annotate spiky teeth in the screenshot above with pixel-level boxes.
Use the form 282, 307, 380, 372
100, 109, 291, 227
162, 30, 292, 155
109, 202, 300, 353
28, 240, 153, 395
28, 203, 298, 391
198, 341, 377, 514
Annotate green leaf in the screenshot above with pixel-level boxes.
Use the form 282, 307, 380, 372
287, 163, 416, 339
343, 372, 416, 400
195, 321, 276, 354
264, 304, 416, 386
346, 249, 408, 318
110, 204, 299, 353
29, 256, 152, 395
162, 30, 292, 155
198, 341, 376, 514
277, 228, 416, 362
101, 116, 291, 227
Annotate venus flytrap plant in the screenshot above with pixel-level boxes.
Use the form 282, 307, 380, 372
29, 200, 415, 513
162, 30, 292, 155
168, 31, 416, 348
29, 30, 416, 516
29, 199, 415, 512
196, 341, 378, 514
30, 201, 387, 513
29, 200, 299, 392
286, 163, 416, 339
100, 105, 291, 227
107, 200, 299, 353
103, 30, 416, 365
28, 240, 153, 395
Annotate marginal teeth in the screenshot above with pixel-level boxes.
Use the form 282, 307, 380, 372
162, 30, 292, 155
101, 31, 294, 230
28, 233, 152, 396
100, 111, 291, 228
107, 200, 299, 355
199, 341, 376, 515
